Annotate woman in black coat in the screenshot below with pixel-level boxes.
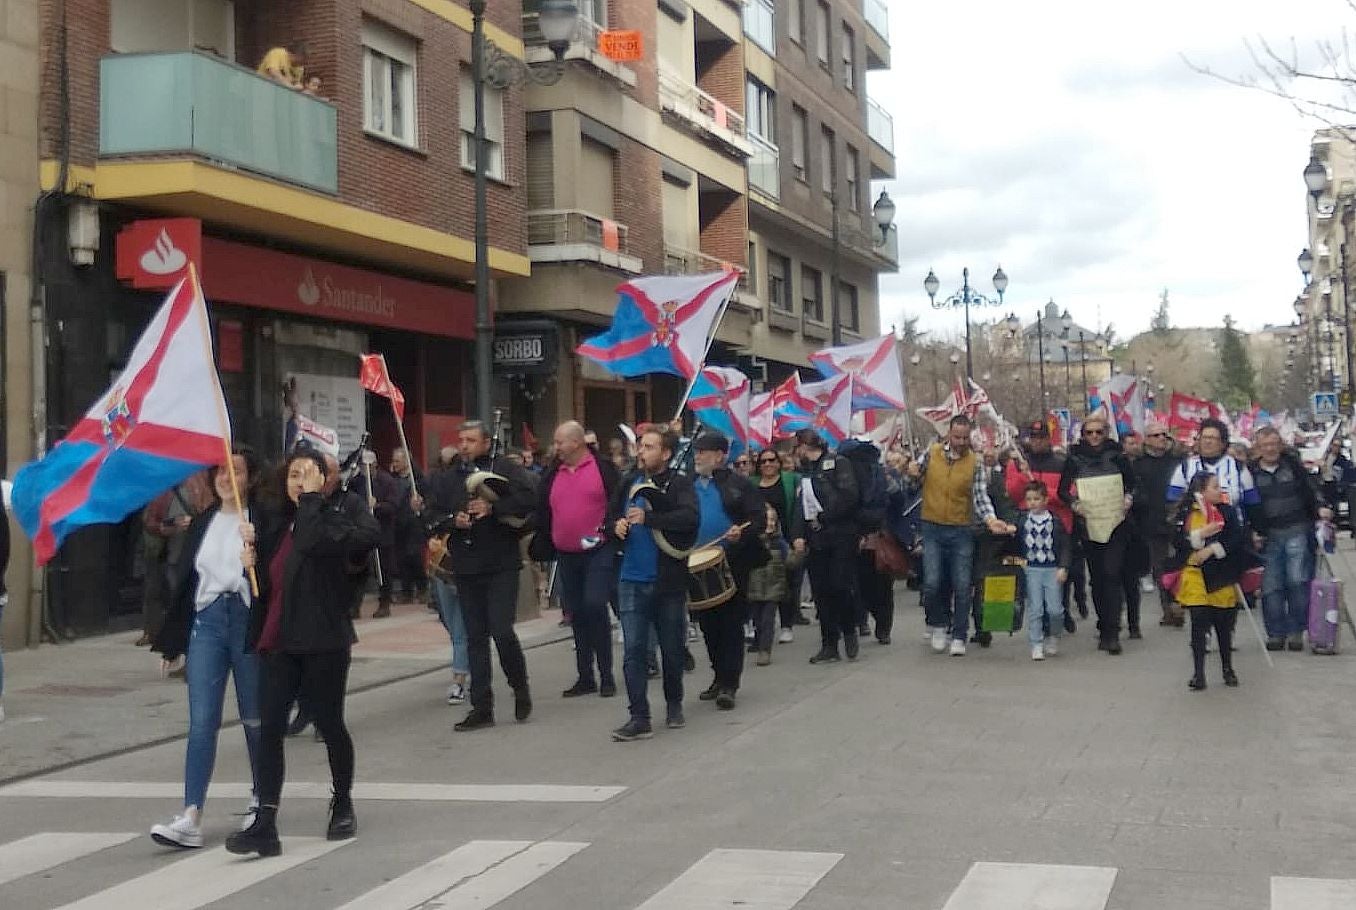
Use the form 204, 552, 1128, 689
226, 450, 380, 857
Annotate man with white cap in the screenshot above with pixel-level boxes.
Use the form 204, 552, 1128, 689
1131, 419, 1183, 625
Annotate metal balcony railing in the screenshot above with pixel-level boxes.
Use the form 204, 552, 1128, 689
747, 133, 780, 200
864, 0, 889, 40
522, 8, 603, 50
99, 50, 338, 193
867, 97, 895, 154
658, 64, 751, 155
528, 209, 631, 255
663, 243, 746, 277
743, 0, 775, 54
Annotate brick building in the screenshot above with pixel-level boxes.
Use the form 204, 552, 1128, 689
499, 0, 898, 448
30, 0, 532, 635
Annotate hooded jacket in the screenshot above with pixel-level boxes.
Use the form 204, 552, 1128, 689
1057, 438, 1136, 539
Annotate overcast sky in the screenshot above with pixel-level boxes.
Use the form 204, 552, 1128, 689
870, 0, 1348, 343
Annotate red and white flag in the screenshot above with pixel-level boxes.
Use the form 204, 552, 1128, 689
809, 335, 906, 410
749, 391, 774, 449
359, 353, 406, 421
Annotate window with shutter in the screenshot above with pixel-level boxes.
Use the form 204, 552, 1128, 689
526, 131, 554, 210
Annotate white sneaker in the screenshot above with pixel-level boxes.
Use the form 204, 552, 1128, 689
744, 621, 756, 641
778, 627, 794, 644
930, 628, 948, 653
801, 600, 816, 611
237, 797, 259, 832
1044, 638, 1058, 657
1140, 576, 1155, 594
446, 682, 466, 705
1031, 643, 1045, 661
949, 638, 967, 657
150, 808, 203, 849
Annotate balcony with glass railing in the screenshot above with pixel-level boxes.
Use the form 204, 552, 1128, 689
522, 6, 637, 86
743, 0, 775, 55
865, 96, 896, 178
863, 0, 891, 69
658, 64, 754, 159
528, 209, 642, 273
99, 50, 338, 193
747, 133, 780, 200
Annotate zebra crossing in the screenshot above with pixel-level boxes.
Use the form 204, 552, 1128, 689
1, 830, 1353, 909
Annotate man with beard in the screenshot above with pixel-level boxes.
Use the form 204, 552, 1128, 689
1131, 420, 1184, 626
1006, 421, 1081, 632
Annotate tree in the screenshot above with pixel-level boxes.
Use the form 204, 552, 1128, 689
1151, 289, 1171, 334
1213, 315, 1258, 409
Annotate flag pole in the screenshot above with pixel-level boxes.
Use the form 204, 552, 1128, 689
670, 276, 736, 424
378, 353, 419, 499
187, 264, 259, 597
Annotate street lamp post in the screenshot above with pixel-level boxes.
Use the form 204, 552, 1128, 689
1079, 330, 1090, 411
469, 0, 578, 422
924, 266, 1008, 378
1034, 307, 1047, 412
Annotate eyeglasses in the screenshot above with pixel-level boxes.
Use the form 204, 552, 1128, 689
1084, 428, 1106, 437
758, 457, 779, 465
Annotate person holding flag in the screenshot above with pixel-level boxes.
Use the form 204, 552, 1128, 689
791, 428, 862, 664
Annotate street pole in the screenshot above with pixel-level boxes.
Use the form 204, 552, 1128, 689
1343, 241, 1354, 400
962, 268, 973, 379
1035, 309, 1046, 414
471, 0, 493, 423
1079, 330, 1089, 412
1063, 347, 1071, 407
1326, 294, 1338, 393
830, 190, 842, 346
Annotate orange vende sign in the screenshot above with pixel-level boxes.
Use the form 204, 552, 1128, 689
598, 29, 643, 62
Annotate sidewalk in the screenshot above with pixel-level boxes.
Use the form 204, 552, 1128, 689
0, 597, 572, 784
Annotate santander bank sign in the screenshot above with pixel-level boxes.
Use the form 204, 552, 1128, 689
115, 219, 202, 289
296, 266, 397, 320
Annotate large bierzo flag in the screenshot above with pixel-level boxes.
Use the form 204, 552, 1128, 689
14, 273, 231, 564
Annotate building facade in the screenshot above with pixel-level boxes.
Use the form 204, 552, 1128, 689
1300, 128, 1355, 398
27, 0, 532, 637
501, 0, 898, 450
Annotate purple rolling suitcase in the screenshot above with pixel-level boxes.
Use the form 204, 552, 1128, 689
1308, 577, 1342, 655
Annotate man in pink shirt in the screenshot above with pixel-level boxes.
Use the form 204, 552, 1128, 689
529, 421, 621, 697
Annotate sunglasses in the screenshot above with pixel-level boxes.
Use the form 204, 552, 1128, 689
758, 457, 779, 464
735, 459, 750, 465
1084, 428, 1107, 437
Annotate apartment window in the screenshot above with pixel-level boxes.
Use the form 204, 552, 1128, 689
845, 145, 860, 210
748, 242, 758, 294
842, 24, 856, 91
363, 20, 418, 147
790, 106, 808, 181
460, 70, 505, 180
838, 282, 860, 332
768, 252, 792, 313
745, 77, 776, 141
815, 1, 831, 68
821, 127, 835, 197
802, 266, 824, 322
788, 0, 803, 44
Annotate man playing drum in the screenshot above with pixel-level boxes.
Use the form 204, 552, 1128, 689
610, 428, 699, 742
690, 433, 768, 712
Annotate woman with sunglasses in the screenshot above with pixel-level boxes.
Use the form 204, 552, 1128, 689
1057, 415, 1137, 654
754, 448, 804, 641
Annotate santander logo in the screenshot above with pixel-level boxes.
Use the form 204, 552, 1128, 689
298, 267, 321, 306
294, 265, 396, 318
139, 228, 188, 276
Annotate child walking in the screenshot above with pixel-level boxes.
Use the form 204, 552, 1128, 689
747, 503, 789, 666
1169, 472, 1247, 691
1019, 482, 1070, 661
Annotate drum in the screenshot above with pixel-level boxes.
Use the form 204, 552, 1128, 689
686, 546, 736, 611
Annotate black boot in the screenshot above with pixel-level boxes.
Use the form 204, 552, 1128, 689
844, 633, 860, 661
226, 806, 281, 856
809, 647, 841, 664
698, 682, 720, 701
514, 687, 533, 722
454, 709, 495, 732
326, 793, 357, 840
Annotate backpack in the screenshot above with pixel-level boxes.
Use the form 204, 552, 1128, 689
839, 440, 888, 533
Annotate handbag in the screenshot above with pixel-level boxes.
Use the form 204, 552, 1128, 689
867, 531, 911, 579
1159, 569, 1182, 596
1239, 565, 1264, 596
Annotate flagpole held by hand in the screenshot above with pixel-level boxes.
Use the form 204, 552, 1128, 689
671, 274, 737, 423
187, 264, 259, 597
379, 353, 419, 499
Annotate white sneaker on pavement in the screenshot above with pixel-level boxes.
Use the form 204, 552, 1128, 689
949, 638, 967, 657
778, 627, 794, 644
1044, 637, 1058, 657
238, 797, 259, 832
1031, 643, 1045, 661
150, 808, 203, 849
447, 682, 466, 705
930, 628, 948, 653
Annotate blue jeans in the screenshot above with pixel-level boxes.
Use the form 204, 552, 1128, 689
617, 581, 686, 722
185, 593, 260, 811
433, 576, 470, 676
1261, 527, 1314, 638
1025, 566, 1064, 646
921, 522, 976, 640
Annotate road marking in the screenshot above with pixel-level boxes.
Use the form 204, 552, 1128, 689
335, 840, 534, 909
51, 837, 350, 910
0, 832, 137, 887
0, 780, 626, 803
942, 863, 1118, 910
1272, 876, 1356, 909
634, 847, 843, 910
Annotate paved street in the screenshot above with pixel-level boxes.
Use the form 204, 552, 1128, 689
3, 574, 1356, 909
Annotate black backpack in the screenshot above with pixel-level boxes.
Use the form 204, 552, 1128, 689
839, 439, 888, 533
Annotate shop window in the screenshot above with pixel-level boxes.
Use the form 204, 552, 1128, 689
461, 71, 505, 180
802, 265, 823, 322
363, 20, 419, 147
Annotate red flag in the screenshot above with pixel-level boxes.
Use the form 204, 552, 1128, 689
1166, 391, 1215, 435
359, 353, 405, 422
522, 423, 538, 452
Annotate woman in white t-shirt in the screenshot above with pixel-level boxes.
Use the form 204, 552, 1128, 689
149, 448, 261, 849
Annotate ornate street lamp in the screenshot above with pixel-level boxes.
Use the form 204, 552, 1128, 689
924, 266, 1008, 378
1299, 249, 1314, 285
1304, 155, 1328, 202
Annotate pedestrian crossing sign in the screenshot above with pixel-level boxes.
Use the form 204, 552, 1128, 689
1312, 391, 1340, 419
